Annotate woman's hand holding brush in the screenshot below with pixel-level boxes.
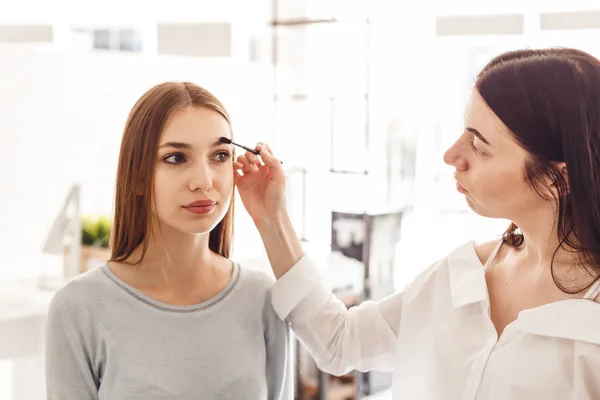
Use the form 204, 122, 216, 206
231, 141, 287, 225
232, 141, 304, 278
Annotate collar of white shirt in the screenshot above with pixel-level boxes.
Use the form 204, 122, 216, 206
446, 241, 600, 345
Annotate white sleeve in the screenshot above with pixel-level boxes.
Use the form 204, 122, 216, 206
270, 254, 404, 376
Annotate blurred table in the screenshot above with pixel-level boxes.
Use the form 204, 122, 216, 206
0, 283, 54, 400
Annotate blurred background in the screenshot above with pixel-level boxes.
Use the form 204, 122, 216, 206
1, 0, 600, 398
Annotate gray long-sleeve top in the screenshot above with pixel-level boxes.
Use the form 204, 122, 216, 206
45, 262, 292, 399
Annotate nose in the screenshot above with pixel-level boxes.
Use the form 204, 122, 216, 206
189, 160, 213, 192
443, 140, 468, 171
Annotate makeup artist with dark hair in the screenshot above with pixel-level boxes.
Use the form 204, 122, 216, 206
234, 48, 600, 399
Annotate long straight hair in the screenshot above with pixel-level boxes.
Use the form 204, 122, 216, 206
110, 82, 234, 264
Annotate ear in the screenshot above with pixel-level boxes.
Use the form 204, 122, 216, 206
554, 161, 570, 194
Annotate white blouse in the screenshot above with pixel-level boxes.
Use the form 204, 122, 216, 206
271, 240, 600, 400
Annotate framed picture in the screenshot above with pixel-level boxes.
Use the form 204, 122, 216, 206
331, 211, 365, 262
331, 209, 403, 299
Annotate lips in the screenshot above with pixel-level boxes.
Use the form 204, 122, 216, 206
183, 199, 217, 215
184, 199, 216, 208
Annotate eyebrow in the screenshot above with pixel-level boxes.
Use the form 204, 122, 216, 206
212, 138, 228, 147
466, 127, 491, 146
158, 142, 191, 150
158, 139, 228, 150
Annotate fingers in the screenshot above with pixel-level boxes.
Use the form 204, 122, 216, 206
234, 142, 280, 174
236, 154, 259, 173
256, 142, 272, 155
233, 161, 245, 176
245, 152, 263, 168
256, 145, 281, 168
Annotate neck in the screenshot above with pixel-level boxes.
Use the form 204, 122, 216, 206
511, 202, 578, 272
129, 220, 217, 288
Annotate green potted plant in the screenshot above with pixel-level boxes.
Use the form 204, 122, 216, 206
79, 215, 112, 273
81, 215, 111, 248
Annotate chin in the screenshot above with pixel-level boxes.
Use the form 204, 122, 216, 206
176, 221, 221, 235
187, 211, 229, 234
159, 214, 221, 236
465, 197, 506, 220
466, 197, 486, 213
187, 211, 226, 230
156, 204, 229, 235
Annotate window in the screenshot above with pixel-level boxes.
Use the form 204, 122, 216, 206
69, 27, 143, 52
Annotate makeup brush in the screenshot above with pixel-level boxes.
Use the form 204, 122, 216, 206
219, 137, 259, 155
219, 137, 282, 164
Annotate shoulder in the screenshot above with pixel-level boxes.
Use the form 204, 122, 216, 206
473, 238, 503, 267
404, 239, 495, 295
233, 262, 284, 322
229, 262, 278, 311
236, 262, 276, 291
46, 266, 113, 339
49, 266, 111, 313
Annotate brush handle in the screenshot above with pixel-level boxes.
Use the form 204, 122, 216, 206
232, 141, 282, 164
228, 140, 259, 155
256, 148, 283, 164
239, 144, 260, 155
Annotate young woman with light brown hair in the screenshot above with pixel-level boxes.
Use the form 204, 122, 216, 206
45, 82, 291, 399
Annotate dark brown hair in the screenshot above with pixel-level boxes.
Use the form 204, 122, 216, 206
476, 48, 600, 293
110, 82, 234, 264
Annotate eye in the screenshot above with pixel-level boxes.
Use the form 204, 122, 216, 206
213, 151, 232, 163
163, 153, 186, 164
469, 136, 483, 155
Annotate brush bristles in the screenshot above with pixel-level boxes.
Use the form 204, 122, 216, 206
219, 137, 232, 144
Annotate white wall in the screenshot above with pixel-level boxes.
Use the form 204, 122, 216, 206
0, 0, 271, 24
0, 25, 53, 42
156, 23, 232, 57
